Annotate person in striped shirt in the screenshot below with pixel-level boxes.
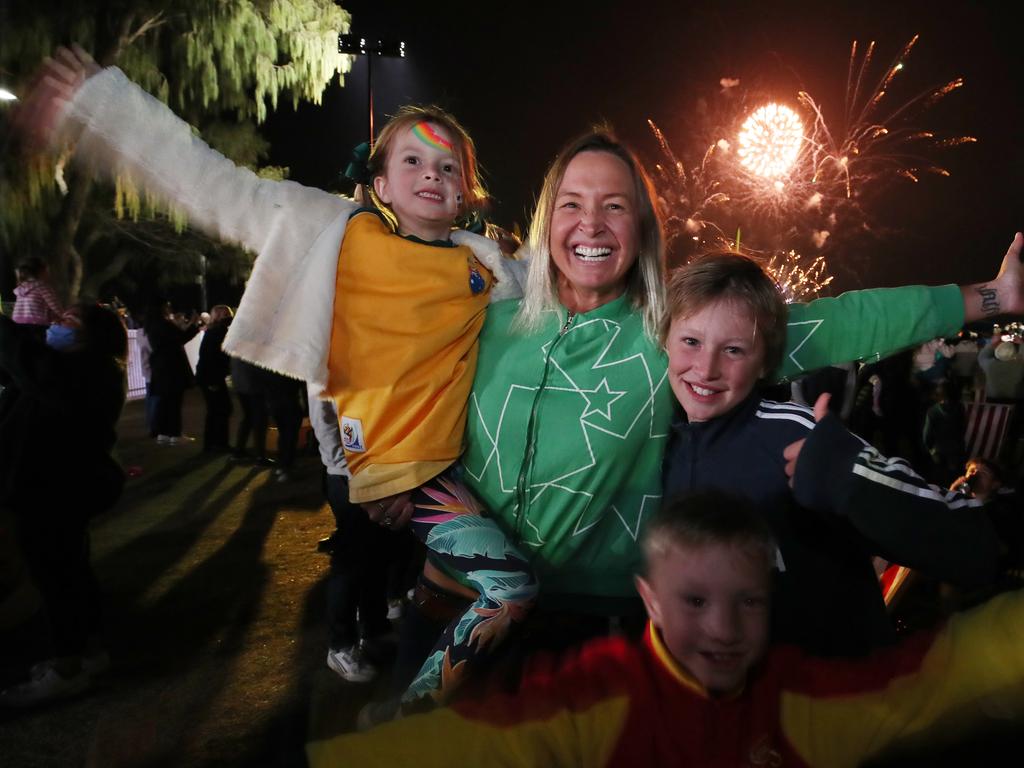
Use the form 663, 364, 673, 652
11, 257, 64, 337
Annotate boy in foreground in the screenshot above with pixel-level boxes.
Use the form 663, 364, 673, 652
307, 490, 1023, 767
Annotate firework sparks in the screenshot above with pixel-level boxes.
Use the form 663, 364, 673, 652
763, 249, 834, 303
801, 36, 975, 199
648, 119, 731, 248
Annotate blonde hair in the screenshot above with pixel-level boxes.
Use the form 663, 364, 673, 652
514, 129, 665, 338
660, 252, 788, 379
641, 490, 776, 576
366, 105, 487, 231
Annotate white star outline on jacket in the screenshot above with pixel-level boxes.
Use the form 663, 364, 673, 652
465, 311, 668, 546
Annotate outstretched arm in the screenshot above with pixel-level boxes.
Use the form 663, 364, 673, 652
14, 45, 349, 261
16, 46, 357, 388
783, 589, 1024, 766
778, 283, 964, 380
776, 232, 1024, 381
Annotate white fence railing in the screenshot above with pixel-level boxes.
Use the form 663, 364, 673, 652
125, 328, 203, 401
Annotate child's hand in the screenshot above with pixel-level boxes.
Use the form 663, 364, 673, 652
362, 492, 414, 530
12, 44, 100, 153
783, 393, 831, 486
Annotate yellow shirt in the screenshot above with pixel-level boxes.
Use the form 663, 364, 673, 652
327, 212, 492, 502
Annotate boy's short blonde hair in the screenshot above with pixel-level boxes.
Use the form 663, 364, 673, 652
366, 105, 488, 228
660, 252, 788, 379
641, 490, 776, 576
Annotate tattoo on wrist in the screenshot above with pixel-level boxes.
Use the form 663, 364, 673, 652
976, 285, 1000, 316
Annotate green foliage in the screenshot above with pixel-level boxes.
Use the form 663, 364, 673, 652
0, 0, 352, 299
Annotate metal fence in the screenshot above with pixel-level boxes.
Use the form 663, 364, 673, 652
126, 329, 146, 400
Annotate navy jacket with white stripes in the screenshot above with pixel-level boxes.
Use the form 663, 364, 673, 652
663, 389, 999, 657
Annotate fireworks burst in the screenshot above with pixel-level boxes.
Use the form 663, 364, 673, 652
737, 103, 805, 179
649, 35, 973, 296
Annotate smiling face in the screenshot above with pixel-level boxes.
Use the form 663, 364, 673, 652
666, 299, 767, 422
372, 121, 463, 242
549, 150, 641, 313
636, 539, 771, 696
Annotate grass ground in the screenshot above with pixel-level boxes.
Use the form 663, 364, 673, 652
0, 390, 382, 767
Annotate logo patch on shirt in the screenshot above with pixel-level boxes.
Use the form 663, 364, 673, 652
341, 416, 366, 453
468, 258, 486, 295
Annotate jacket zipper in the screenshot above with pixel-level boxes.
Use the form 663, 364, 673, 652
513, 309, 577, 540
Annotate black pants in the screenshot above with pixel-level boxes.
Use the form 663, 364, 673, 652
234, 392, 268, 457
325, 474, 392, 648
15, 508, 101, 659
200, 382, 232, 450
153, 388, 184, 437
265, 376, 302, 469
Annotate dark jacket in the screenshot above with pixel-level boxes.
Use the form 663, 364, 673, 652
0, 317, 126, 516
145, 317, 199, 395
195, 319, 232, 387
664, 389, 999, 657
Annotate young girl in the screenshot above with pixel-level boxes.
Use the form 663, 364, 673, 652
660, 252, 1000, 656
321, 107, 539, 709
30, 46, 536, 713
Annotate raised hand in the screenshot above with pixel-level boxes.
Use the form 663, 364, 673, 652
11, 44, 100, 152
961, 232, 1024, 322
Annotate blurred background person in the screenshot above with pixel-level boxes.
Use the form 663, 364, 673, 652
229, 356, 270, 466
144, 302, 199, 445
922, 379, 967, 486
264, 370, 304, 483
0, 304, 128, 706
195, 305, 234, 452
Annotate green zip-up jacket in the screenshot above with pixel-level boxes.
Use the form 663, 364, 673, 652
461, 285, 964, 613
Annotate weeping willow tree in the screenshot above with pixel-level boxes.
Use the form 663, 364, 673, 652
0, 0, 352, 303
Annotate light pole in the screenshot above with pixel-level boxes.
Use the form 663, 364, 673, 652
338, 35, 406, 149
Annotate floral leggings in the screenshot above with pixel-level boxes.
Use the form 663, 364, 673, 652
402, 467, 538, 706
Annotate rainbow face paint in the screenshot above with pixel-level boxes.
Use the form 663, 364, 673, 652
412, 121, 454, 152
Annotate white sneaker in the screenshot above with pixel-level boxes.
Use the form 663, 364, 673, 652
0, 662, 91, 707
156, 435, 172, 445
326, 645, 377, 683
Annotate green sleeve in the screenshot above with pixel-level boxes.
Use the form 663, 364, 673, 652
776, 284, 964, 381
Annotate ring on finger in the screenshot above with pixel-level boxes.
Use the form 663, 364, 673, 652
382, 516, 393, 527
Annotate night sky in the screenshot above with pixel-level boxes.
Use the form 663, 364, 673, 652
263, 0, 1024, 293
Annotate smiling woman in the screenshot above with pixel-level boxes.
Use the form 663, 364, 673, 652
516, 130, 665, 337
548, 151, 641, 313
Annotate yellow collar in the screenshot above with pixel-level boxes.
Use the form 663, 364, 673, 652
646, 621, 746, 701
